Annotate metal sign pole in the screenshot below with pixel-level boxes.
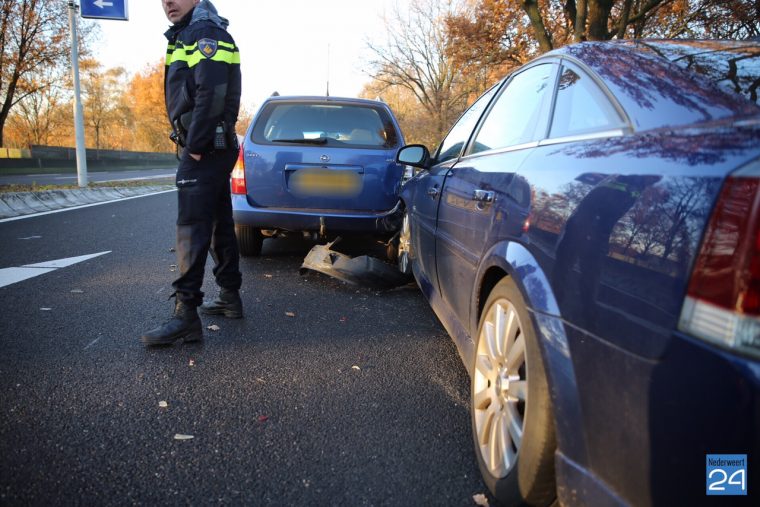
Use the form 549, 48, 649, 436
68, 1, 88, 188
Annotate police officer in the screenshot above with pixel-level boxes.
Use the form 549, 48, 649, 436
142, 0, 243, 346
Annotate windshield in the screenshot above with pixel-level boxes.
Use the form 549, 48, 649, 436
252, 102, 400, 148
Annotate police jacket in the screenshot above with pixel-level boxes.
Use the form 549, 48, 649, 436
164, 1, 241, 154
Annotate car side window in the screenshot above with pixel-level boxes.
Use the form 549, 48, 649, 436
469, 63, 556, 154
434, 84, 499, 165
549, 63, 623, 138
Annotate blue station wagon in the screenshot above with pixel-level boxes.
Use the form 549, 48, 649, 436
397, 40, 760, 506
231, 96, 405, 255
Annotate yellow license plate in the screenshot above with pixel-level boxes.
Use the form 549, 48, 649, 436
290, 169, 361, 197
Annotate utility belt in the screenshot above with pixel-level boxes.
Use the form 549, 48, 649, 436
169, 117, 237, 158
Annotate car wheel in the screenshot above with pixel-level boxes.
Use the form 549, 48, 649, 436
397, 210, 412, 275
235, 224, 263, 257
472, 277, 556, 506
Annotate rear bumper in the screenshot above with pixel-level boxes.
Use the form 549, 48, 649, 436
232, 195, 403, 235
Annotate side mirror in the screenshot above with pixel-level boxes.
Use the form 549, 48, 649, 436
396, 144, 430, 169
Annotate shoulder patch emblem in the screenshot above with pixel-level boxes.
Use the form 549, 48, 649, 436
198, 38, 218, 59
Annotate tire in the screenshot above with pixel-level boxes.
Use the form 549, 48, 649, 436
235, 224, 263, 257
471, 277, 556, 506
397, 210, 413, 276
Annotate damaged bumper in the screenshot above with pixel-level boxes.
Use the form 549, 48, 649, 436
300, 239, 411, 289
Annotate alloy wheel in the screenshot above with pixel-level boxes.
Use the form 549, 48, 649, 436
473, 298, 528, 478
397, 211, 412, 274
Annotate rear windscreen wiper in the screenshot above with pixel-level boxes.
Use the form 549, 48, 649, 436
272, 138, 328, 145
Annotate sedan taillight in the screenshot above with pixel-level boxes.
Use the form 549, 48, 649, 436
679, 158, 760, 358
230, 146, 246, 195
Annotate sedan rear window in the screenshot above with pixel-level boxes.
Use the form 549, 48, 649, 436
252, 102, 399, 148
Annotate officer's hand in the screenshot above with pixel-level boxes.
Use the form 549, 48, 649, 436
190, 153, 202, 161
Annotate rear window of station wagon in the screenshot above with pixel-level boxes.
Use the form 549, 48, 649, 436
252, 102, 400, 149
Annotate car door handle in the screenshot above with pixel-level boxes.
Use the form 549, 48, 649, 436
427, 186, 440, 199
473, 189, 494, 203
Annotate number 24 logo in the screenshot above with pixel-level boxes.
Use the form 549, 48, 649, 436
708, 469, 746, 491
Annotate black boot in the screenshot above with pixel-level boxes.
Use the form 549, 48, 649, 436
141, 300, 203, 346
200, 288, 243, 319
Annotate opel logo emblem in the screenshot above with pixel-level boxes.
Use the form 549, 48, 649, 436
320, 155, 330, 162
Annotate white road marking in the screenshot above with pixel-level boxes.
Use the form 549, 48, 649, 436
0, 189, 176, 223
0, 251, 111, 289
18, 236, 42, 240
0, 267, 57, 287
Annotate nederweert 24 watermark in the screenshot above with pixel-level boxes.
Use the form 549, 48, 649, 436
706, 454, 747, 496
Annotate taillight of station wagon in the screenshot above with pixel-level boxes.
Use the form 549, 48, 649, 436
679, 158, 760, 358
231, 147, 246, 195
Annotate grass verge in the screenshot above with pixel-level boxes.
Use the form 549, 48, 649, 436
0, 178, 175, 193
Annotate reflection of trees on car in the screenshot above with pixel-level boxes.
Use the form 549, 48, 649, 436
565, 43, 757, 117
638, 40, 760, 103
553, 122, 760, 166
551, 174, 661, 326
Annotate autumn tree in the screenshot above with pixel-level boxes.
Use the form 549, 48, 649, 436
81, 59, 130, 151
0, 0, 95, 147
5, 62, 71, 147
127, 62, 173, 152
449, 0, 759, 68
366, 0, 472, 147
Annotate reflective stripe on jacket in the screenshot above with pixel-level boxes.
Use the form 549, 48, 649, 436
164, 2, 241, 154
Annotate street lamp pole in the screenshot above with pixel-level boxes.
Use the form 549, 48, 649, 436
68, 1, 88, 188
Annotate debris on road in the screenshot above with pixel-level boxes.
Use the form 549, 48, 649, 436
300, 238, 410, 289
258, 415, 269, 423
207, 324, 220, 332
158, 401, 168, 408
189, 359, 196, 367
352, 365, 361, 371
173, 434, 194, 441
264, 274, 273, 278
70, 289, 84, 294
40, 308, 52, 311
473, 493, 489, 506
285, 311, 296, 318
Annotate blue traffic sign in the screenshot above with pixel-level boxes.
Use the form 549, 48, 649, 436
80, 0, 128, 21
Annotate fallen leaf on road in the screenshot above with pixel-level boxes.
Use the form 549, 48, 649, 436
70, 289, 84, 294
207, 324, 220, 332
473, 494, 489, 506
159, 401, 168, 408
258, 415, 269, 422
285, 312, 295, 318
173, 434, 194, 441
352, 365, 361, 371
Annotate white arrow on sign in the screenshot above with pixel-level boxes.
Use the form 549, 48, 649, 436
94, 0, 114, 8
0, 251, 111, 289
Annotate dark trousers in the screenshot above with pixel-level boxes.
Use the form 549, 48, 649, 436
172, 148, 241, 307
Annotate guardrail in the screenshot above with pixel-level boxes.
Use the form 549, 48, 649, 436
0, 145, 177, 172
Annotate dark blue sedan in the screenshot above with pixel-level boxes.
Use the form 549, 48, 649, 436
231, 96, 405, 255
397, 40, 760, 506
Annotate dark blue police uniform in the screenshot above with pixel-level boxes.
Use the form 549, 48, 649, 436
141, 0, 242, 346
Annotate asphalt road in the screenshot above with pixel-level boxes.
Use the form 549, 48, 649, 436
0, 192, 490, 505
0, 167, 176, 186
